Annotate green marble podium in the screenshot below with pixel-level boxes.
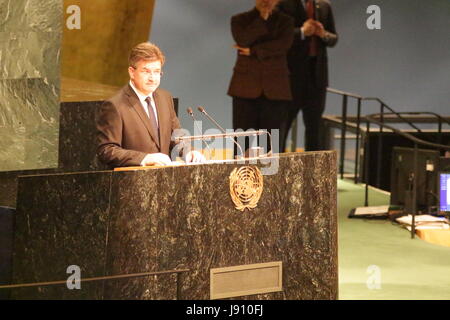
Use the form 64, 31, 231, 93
11, 152, 338, 299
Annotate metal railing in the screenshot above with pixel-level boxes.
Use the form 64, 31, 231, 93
290, 87, 450, 239
365, 113, 450, 238
323, 88, 450, 185
0, 268, 190, 299
326, 88, 363, 181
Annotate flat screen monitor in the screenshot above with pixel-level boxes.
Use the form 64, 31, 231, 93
439, 172, 450, 212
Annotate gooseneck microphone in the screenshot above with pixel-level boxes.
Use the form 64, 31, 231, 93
197, 106, 244, 158
197, 106, 226, 132
186, 107, 212, 155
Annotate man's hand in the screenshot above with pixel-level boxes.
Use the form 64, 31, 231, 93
312, 21, 326, 38
233, 44, 251, 56
141, 153, 173, 166
301, 18, 316, 37
185, 150, 206, 164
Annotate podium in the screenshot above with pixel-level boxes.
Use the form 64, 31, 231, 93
11, 152, 338, 299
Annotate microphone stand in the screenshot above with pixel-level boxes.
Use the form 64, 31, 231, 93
197, 106, 245, 159
186, 107, 213, 159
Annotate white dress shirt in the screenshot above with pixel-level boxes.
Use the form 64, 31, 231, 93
129, 80, 159, 126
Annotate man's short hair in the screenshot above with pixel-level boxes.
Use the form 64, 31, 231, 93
129, 42, 165, 68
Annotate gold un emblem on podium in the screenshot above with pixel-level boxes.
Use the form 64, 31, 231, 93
229, 166, 263, 211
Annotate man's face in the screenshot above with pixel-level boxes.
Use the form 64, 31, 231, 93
255, 0, 280, 12
128, 59, 162, 95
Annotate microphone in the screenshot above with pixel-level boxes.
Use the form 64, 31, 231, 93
197, 106, 227, 132
197, 106, 244, 158
186, 107, 212, 157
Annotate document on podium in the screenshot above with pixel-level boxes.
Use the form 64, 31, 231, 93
113, 156, 272, 171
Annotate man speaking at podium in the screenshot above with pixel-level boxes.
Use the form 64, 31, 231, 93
96, 42, 204, 168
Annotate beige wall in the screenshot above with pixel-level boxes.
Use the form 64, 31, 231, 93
61, 0, 155, 87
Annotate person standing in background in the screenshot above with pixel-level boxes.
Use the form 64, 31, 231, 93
228, 0, 294, 155
278, 0, 338, 151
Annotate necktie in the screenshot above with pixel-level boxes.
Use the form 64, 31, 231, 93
145, 96, 160, 144
305, 0, 318, 56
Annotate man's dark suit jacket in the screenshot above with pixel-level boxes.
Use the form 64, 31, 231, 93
278, 0, 338, 87
96, 84, 181, 168
227, 8, 294, 101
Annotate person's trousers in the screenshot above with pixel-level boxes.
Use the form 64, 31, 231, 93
285, 57, 327, 151
233, 96, 290, 156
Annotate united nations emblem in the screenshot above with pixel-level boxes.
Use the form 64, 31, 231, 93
229, 166, 263, 211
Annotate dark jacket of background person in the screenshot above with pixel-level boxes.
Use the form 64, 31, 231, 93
278, 0, 337, 88
227, 8, 295, 101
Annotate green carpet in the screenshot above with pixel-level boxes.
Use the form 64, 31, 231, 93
337, 179, 450, 300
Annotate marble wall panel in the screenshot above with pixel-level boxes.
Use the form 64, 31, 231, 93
0, 0, 62, 172
0, 168, 59, 207
12, 171, 112, 299
0, 79, 28, 171
0, 1, 27, 32
58, 101, 107, 172
23, 78, 60, 169
0, 78, 59, 171
24, 0, 63, 33
0, 79, 27, 127
0, 0, 62, 33
103, 170, 161, 299
0, 31, 61, 79
0, 97, 107, 208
